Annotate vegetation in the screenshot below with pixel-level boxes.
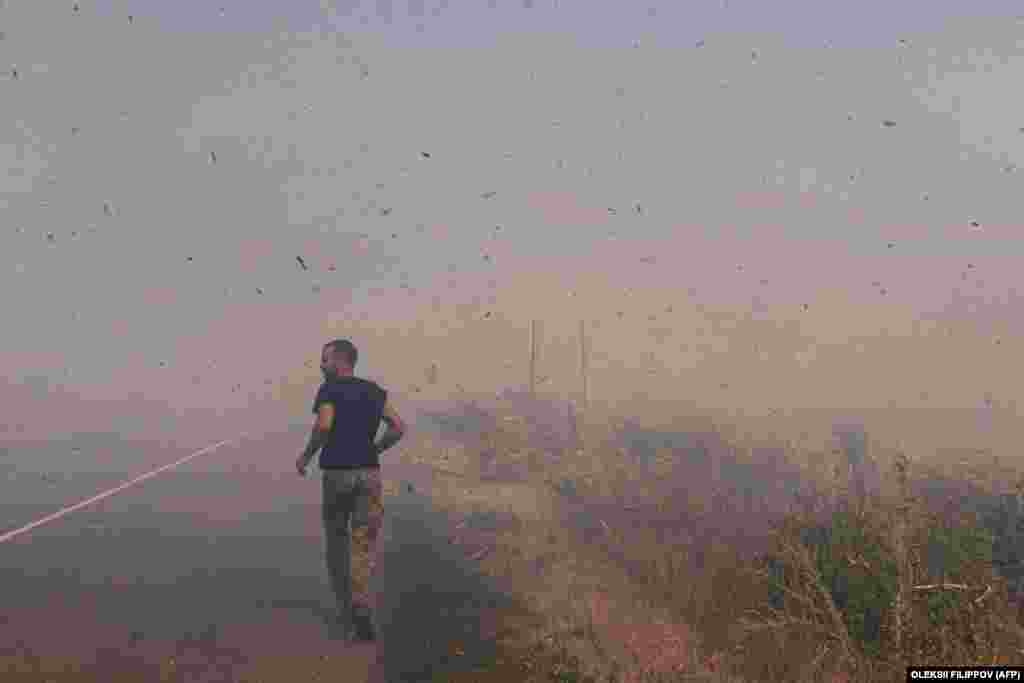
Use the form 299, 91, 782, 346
418, 400, 1024, 682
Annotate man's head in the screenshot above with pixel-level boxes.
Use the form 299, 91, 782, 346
321, 339, 358, 381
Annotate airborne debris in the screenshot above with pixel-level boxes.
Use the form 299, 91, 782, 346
296, 255, 308, 270
420, 151, 431, 159
882, 120, 897, 127
481, 191, 497, 199
209, 151, 217, 164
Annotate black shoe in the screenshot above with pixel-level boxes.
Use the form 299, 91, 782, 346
327, 613, 358, 642
352, 607, 378, 642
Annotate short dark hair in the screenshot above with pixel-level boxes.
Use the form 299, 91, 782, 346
324, 338, 358, 368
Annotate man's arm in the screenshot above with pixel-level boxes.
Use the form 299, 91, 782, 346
373, 400, 405, 456
300, 423, 330, 461
299, 403, 335, 465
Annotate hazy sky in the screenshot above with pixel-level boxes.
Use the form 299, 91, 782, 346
2, 2, 1023, 422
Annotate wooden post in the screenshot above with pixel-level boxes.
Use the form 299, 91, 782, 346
568, 401, 578, 449
575, 319, 588, 449
529, 319, 538, 397
579, 319, 588, 414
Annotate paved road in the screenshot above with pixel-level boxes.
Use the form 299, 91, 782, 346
0, 426, 528, 682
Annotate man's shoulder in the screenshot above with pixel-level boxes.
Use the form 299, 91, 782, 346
352, 376, 386, 391
357, 377, 388, 405
330, 377, 387, 395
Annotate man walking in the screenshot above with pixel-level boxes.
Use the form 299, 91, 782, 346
295, 339, 406, 642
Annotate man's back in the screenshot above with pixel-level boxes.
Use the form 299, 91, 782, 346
312, 376, 388, 470
307, 339, 405, 643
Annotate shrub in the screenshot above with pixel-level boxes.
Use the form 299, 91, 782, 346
753, 496, 1019, 678
921, 519, 995, 626
810, 511, 899, 657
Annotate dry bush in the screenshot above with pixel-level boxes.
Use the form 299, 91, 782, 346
738, 483, 1024, 680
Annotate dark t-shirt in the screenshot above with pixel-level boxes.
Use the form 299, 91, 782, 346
311, 377, 388, 470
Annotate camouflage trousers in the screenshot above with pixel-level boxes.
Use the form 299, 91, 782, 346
321, 468, 383, 624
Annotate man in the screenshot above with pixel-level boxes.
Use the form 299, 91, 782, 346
295, 339, 406, 642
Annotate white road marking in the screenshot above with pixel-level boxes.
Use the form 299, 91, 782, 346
0, 433, 248, 545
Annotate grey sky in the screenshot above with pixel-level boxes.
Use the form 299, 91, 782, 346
2, 2, 1023, 394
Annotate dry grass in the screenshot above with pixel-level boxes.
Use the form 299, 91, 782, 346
402, 396, 1024, 683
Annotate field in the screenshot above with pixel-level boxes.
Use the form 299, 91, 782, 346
391, 391, 1024, 682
